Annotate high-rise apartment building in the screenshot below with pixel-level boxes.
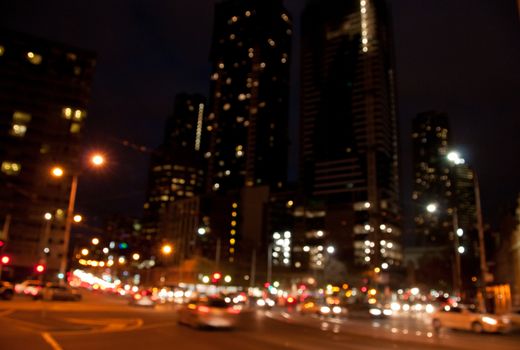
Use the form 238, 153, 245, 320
206, 0, 292, 193
0, 29, 96, 276
300, 0, 401, 273
411, 111, 452, 246
142, 94, 207, 245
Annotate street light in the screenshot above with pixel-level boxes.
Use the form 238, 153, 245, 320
132, 253, 140, 261
161, 244, 173, 255
81, 248, 89, 256
44, 213, 52, 221
198, 227, 206, 236
51, 152, 106, 277
92, 238, 100, 245
73, 214, 82, 223
426, 201, 462, 296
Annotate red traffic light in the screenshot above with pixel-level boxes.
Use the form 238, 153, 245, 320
35, 264, 46, 273
212, 272, 222, 281
0, 240, 4, 247
1, 255, 10, 264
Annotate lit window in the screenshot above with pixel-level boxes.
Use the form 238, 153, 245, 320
10, 124, 27, 137
238, 94, 246, 101
13, 111, 31, 123
73, 109, 84, 121
70, 123, 81, 134
245, 11, 251, 17
230, 34, 236, 40
231, 220, 237, 227
260, 62, 266, 68
231, 16, 238, 22
230, 238, 236, 245
229, 248, 235, 253
26, 52, 42, 65
1, 161, 21, 175
218, 63, 225, 69
223, 103, 231, 111
268, 39, 276, 47
0, 45, 4, 56
281, 13, 290, 22
62, 107, 72, 119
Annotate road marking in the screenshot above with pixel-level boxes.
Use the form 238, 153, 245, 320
41, 332, 63, 350
0, 309, 15, 317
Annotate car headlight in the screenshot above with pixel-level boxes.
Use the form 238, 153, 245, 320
332, 306, 342, 314
320, 306, 331, 314
426, 304, 435, 314
369, 308, 382, 316
383, 309, 393, 316
482, 316, 498, 325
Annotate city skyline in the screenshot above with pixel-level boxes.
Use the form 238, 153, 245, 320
1, 0, 518, 229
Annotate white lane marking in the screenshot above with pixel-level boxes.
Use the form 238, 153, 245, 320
41, 332, 63, 350
0, 309, 15, 317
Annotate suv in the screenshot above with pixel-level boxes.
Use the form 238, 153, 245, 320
0, 281, 14, 300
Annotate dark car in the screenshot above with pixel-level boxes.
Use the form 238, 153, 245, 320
0, 281, 14, 300
41, 284, 82, 301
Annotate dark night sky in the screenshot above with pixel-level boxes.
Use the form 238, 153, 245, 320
1, 1, 519, 230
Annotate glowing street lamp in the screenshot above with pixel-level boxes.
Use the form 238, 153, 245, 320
426, 203, 438, 213
73, 214, 82, 223
81, 248, 89, 256
92, 238, 100, 245
161, 244, 173, 255
198, 227, 206, 236
51, 167, 64, 177
132, 253, 140, 261
44, 212, 52, 221
90, 153, 105, 167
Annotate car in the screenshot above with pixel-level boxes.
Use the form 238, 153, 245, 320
40, 284, 82, 301
178, 297, 241, 328
507, 309, 520, 329
0, 281, 14, 300
129, 290, 157, 307
14, 280, 44, 298
432, 304, 511, 333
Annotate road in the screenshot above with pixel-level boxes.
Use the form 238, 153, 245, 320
1, 291, 519, 350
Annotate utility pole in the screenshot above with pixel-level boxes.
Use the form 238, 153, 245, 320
474, 173, 488, 312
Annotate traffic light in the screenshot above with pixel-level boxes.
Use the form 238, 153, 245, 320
1, 255, 10, 264
211, 272, 222, 283
35, 264, 46, 273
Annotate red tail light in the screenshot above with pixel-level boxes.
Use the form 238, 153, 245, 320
227, 307, 241, 314
198, 305, 210, 313
134, 294, 142, 300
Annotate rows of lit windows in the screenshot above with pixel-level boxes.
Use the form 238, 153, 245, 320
1, 161, 21, 176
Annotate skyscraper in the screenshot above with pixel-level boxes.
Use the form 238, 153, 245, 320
206, 0, 292, 193
412, 111, 452, 246
142, 94, 207, 245
0, 29, 96, 276
300, 0, 401, 273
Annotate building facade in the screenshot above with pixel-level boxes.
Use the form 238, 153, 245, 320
300, 0, 401, 275
206, 0, 292, 193
0, 29, 96, 277
142, 94, 207, 252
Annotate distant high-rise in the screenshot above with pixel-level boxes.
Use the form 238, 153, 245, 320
0, 29, 96, 276
411, 111, 452, 246
206, 0, 292, 193
142, 94, 207, 243
300, 0, 401, 272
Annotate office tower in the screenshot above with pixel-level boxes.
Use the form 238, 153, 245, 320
142, 94, 207, 245
206, 0, 292, 193
0, 29, 96, 276
300, 0, 401, 273
411, 111, 452, 246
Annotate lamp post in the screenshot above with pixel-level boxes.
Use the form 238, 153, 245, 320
51, 152, 105, 279
426, 202, 463, 296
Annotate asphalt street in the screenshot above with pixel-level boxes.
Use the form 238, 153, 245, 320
0, 292, 519, 350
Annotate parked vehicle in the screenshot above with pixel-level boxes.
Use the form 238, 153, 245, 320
432, 304, 510, 333
178, 297, 241, 328
0, 281, 14, 300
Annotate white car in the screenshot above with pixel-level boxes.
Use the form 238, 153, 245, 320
432, 305, 510, 333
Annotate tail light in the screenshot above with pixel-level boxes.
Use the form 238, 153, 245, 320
227, 306, 241, 314
134, 294, 142, 300
198, 306, 210, 313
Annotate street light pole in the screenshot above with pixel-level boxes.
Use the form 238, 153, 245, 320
452, 208, 462, 297
59, 174, 78, 278
474, 172, 488, 312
